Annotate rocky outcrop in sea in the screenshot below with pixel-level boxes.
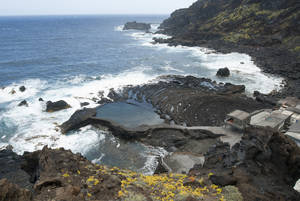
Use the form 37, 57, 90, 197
123, 21, 151, 32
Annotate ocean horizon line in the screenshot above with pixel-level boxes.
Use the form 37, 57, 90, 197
0, 13, 169, 18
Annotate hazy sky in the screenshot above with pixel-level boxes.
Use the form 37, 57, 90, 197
0, 0, 197, 16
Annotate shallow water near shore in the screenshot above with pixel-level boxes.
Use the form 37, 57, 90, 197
0, 15, 284, 174
96, 101, 164, 128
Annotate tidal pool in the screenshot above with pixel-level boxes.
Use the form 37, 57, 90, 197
96, 101, 164, 128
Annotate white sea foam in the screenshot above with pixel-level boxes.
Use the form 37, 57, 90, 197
92, 153, 105, 164
122, 23, 283, 94
0, 79, 47, 104
139, 146, 167, 175
0, 22, 285, 174
114, 25, 124, 32
0, 67, 158, 155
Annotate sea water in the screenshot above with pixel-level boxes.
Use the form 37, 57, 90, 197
0, 15, 283, 174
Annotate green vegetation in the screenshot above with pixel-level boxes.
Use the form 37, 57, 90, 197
174, 0, 299, 51
294, 46, 300, 52
223, 186, 243, 201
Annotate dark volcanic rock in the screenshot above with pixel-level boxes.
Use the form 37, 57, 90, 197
19, 86, 26, 92
154, 157, 169, 174
0, 148, 33, 190
0, 147, 123, 201
0, 179, 32, 201
109, 75, 269, 126
18, 100, 28, 107
253, 91, 278, 106
107, 88, 122, 101
220, 83, 245, 94
158, 0, 300, 97
60, 107, 97, 134
80, 102, 90, 107
90, 116, 221, 153
190, 128, 300, 201
46, 100, 71, 112
216, 67, 230, 77
38, 98, 44, 102
97, 97, 112, 105
123, 21, 151, 31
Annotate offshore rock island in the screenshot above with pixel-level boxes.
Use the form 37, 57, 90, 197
0, 0, 300, 201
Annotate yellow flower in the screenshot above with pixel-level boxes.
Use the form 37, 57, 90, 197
77, 170, 81, 175
118, 190, 124, 197
208, 172, 214, 178
87, 176, 95, 182
198, 177, 204, 185
62, 173, 70, 177
94, 179, 100, 185
87, 193, 92, 197
216, 188, 222, 194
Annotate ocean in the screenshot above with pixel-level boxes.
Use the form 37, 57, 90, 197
0, 15, 283, 174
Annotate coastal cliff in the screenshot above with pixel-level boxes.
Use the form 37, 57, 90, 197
1, 127, 300, 201
157, 0, 300, 97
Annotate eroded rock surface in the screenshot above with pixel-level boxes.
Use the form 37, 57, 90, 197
60, 107, 97, 134
108, 75, 270, 126
190, 128, 300, 201
0, 179, 32, 201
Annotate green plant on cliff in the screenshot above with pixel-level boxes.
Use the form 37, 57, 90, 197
160, 0, 299, 52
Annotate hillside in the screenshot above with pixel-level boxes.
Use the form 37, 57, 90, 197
157, 0, 300, 97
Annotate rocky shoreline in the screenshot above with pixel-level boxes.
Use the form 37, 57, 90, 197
1, 127, 299, 201
1, 2, 299, 199
2, 75, 300, 200
154, 0, 300, 98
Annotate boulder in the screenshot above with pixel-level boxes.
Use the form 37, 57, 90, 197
38, 98, 44, 102
216, 67, 230, 77
0, 179, 32, 201
46, 100, 71, 112
253, 91, 278, 106
222, 83, 245, 94
18, 100, 28, 107
19, 86, 26, 92
60, 108, 97, 134
80, 102, 90, 107
123, 21, 151, 31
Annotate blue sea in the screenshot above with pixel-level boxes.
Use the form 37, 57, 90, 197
0, 15, 282, 173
